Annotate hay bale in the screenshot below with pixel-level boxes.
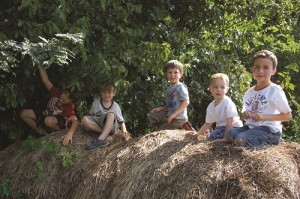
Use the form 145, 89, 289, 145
0, 129, 299, 199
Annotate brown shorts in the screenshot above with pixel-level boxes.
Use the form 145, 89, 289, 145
148, 110, 186, 130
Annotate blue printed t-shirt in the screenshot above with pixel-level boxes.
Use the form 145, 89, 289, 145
165, 82, 189, 120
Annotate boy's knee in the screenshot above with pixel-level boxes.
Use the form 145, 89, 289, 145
20, 109, 29, 119
44, 116, 56, 127
107, 112, 115, 117
235, 137, 245, 146
20, 109, 25, 119
81, 116, 89, 125
105, 112, 116, 123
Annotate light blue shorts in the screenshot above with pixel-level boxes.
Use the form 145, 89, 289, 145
228, 125, 281, 147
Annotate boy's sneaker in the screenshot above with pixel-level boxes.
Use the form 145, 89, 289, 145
87, 137, 109, 150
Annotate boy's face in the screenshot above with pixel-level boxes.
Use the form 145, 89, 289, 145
209, 78, 229, 101
100, 89, 116, 102
59, 91, 72, 104
165, 68, 183, 84
252, 57, 276, 83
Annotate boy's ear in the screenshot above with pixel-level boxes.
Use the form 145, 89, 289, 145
272, 68, 277, 75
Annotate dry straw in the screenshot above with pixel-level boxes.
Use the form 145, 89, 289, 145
0, 129, 299, 199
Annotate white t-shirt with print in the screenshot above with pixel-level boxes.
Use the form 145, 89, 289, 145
243, 83, 292, 133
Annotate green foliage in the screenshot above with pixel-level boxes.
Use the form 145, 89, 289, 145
22, 136, 59, 152
283, 108, 300, 143
21, 136, 79, 167
0, 0, 300, 146
58, 148, 80, 168
22, 135, 42, 151
0, 179, 12, 198
0, 33, 84, 109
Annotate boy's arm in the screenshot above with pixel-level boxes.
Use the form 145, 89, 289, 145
38, 66, 53, 91
196, 122, 212, 135
223, 117, 234, 141
62, 115, 79, 145
119, 122, 127, 134
192, 122, 211, 140
250, 112, 292, 122
167, 99, 189, 123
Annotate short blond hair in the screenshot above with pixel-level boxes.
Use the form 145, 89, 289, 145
209, 73, 229, 87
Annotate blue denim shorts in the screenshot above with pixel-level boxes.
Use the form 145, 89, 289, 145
206, 126, 226, 140
228, 125, 281, 147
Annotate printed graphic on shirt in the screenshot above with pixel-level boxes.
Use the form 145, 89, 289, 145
43, 96, 62, 116
245, 94, 267, 113
167, 87, 178, 109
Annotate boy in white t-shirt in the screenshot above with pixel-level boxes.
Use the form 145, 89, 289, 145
81, 82, 127, 149
193, 73, 243, 140
228, 50, 292, 148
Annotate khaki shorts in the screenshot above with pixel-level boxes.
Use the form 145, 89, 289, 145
148, 110, 186, 130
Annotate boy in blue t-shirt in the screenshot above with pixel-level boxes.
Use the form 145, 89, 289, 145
149, 60, 190, 130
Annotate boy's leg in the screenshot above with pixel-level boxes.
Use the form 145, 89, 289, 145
148, 111, 167, 129
235, 126, 281, 147
81, 116, 103, 132
44, 116, 60, 131
20, 109, 47, 135
228, 125, 249, 142
206, 126, 226, 140
86, 113, 116, 149
98, 112, 115, 140
158, 118, 186, 130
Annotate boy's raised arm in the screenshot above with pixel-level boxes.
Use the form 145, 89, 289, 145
38, 66, 53, 91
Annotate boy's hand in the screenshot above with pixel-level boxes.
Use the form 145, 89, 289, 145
119, 130, 131, 141
187, 131, 204, 140
242, 111, 251, 119
188, 131, 198, 136
151, 106, 167, 113
120, 130, 127, 137
62, 132, 73, 145
151, 107, 162, 112
167, 114, 176, 123
196, 134, 206, 141
250, 113, 263, 121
